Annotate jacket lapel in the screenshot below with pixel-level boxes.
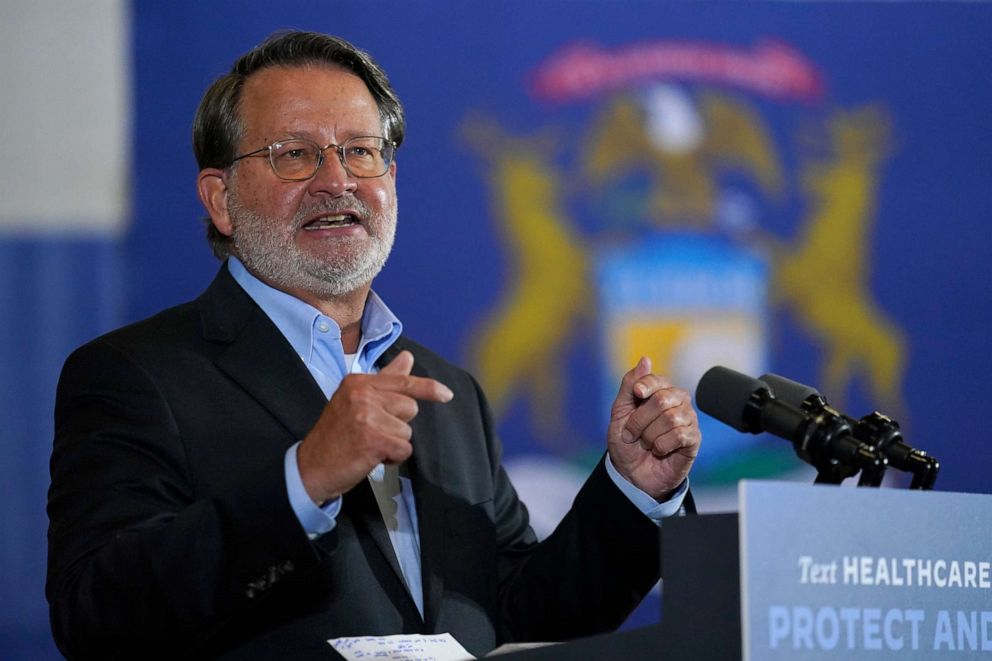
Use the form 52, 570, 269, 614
343, 479, 410, 602
197, 265, 326, 440
381, 341, 448, 630
198, 268, 420, 616
411, 421, 446, 631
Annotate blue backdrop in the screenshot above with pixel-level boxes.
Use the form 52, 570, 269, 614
3, 2, 990, 658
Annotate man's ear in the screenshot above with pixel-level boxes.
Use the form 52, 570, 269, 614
197, 168, 233, 237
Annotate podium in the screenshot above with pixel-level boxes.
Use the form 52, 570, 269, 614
658, 512, 741, 659
506, 481, 992, 660
498, 513, 736, 660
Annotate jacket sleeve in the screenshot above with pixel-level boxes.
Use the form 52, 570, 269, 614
469, 376, 663, 643
47, 339, 324, 659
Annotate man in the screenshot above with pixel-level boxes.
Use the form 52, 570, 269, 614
47, 31, 701, 660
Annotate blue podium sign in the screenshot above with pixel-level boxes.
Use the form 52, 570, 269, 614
739, 481, 992, 659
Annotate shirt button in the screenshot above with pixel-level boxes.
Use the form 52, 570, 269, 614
317, 321, 330, 333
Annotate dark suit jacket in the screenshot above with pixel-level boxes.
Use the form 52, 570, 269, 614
47, 265, 662, 660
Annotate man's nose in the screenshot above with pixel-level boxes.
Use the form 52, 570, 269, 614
307, 147, 357, 196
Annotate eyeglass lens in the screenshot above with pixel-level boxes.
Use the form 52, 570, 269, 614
270, 138, 392, 179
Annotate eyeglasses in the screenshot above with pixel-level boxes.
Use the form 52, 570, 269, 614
230, 136, 396, 180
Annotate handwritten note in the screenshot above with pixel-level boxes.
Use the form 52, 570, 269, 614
328, 633, 475, 660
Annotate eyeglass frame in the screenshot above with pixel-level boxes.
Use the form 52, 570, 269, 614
229, 135, 397, 181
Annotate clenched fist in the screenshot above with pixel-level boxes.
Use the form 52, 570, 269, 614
607, 357, 701, 501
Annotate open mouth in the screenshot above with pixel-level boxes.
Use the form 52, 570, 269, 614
303, 214, 359, 230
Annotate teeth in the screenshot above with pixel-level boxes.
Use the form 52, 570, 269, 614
304, 214, 356, 230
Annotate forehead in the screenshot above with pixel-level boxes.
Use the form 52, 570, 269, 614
238, 64, 381, 139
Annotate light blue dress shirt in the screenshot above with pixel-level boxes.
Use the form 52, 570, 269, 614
227, 257, 687, 617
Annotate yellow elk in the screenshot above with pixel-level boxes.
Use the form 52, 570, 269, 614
460, 116, 590, 445
775, 107, 906, 415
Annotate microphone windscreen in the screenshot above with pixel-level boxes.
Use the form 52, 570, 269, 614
759, 373, 820, 407
695, 366, 767, 432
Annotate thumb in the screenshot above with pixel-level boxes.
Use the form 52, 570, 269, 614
614, 356, 652, 407
632, 356, 653, 398
379, 349, 414, 376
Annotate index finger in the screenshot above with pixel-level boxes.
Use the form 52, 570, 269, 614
373, 373, 454, 403
623, 385, 693, 445
632, 373, 675, 400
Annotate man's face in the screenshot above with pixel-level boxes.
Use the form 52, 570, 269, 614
221, 65, 397, 299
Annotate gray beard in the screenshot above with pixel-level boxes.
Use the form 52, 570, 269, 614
226, 192, 396, 299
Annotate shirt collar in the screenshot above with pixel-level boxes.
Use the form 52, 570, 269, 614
226, 257, 402, 371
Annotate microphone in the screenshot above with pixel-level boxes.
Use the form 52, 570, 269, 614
759, 373, 939, 490
696, 366, 886, 484
758, 373, 883, 485
695, 365, 802, 435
